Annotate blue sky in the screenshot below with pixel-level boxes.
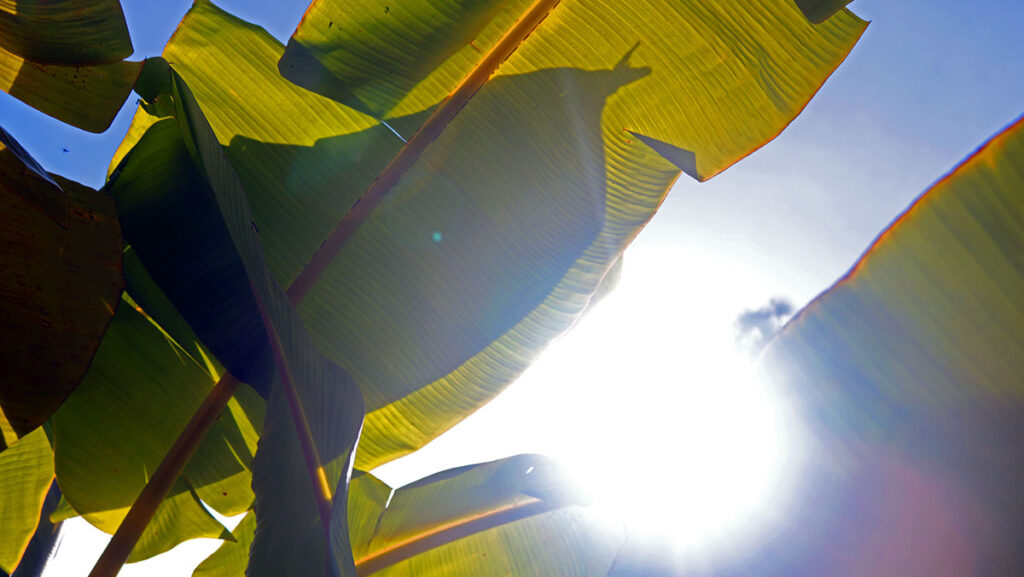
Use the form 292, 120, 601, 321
5, 0, 1021, 574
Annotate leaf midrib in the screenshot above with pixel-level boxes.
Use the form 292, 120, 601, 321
354, 496, 553, 576
286, 0, 564, 302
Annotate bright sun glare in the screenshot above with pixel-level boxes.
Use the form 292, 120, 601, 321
46, 244, 806, 577
535, 252, 801, 553
373, 242, 806, 555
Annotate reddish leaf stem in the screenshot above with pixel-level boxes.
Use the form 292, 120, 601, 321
90, 0, 563, 573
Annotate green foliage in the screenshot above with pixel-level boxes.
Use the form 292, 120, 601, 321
1, 0, 1020, 576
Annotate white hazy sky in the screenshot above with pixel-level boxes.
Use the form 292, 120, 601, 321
4, 0, 1019, 574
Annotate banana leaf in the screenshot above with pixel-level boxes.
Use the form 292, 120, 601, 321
105, 62, 366, 575
195, 455, 640, 577
0, 127, 122, 451
0, 430, 52, 574
50, 244, 263, 559
112, 0, 865, 470
755, 116, 1024, 574
0, 0, 140, 131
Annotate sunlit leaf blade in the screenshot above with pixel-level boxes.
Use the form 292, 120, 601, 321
115, 0, 862, 472
0, 47, 142, 133
125, 478, 233, 563
348, 454, 590, 574
760, 117, 1024, 572
284, 0, 866, 180
192, 511, 255, 577
0, 48, 142, 132
1, 481, 62, 577
0, 132, 122, 451
0, 430, 52, 574
0, 0, 132, 65
196, 455, 634, 577
792, 0, 854, 24
0, 0, 139, 132
279, 0, 505, 118
50, 294, 249, 561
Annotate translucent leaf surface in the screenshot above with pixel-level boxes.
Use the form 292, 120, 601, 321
0, 0, 139, 131
115, 0, 864, 470
196, 455, 632, 577
759, 117, 1024, 573
0, 430, 52, 573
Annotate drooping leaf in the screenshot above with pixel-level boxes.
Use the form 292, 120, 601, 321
0, 0, 140, 132
0, 126, 60, 190
0, 0, 132, 64
107, 61, 366, 575
0, 129, 122, 451
196, 455, 633, 577
108, 115, 275, 395
792, 0, 854, 24
0, 49, 142, 134
278, 0, 506, 119
758, 117, 1024, 573
192, 511, 255, 577
50, 294, 246, 562
1, 481, 62, 577
0, 430, 52, 574
115, 0, 864, 471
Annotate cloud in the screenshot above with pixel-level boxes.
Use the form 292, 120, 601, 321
735, 297, 794, 355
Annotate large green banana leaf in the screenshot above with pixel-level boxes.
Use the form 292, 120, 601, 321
753, 116, 1024, 574
0, 430, 52, 574
50, 292, 254, 562
0, 0, 141, 132
50, 246, 264, 557
195, 454, 640, 577
112, 0, 864, 471
0, 127, 122, 451
0, 0, 132, 64
104, 63, 366, 574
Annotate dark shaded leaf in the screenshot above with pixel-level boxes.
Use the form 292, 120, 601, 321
0, 130, 122, 450
107, 60, 366, 575
792, 0, 854, 24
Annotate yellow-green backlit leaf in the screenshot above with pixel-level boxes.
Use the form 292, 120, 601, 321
279, 0, 505, 119
51, 291, 260, 559
0, 0, 132, 65
0, 0, 139, 132
196, 456, 630, 577
761, 117, 1024, 572
0, 430, 52, 574
192, 511, 255, 577
0, 49, 142, 132
117, 1, 864, 471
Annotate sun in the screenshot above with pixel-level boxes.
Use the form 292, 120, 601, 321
507, 243, 809, 557
371, 242, 806, 556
